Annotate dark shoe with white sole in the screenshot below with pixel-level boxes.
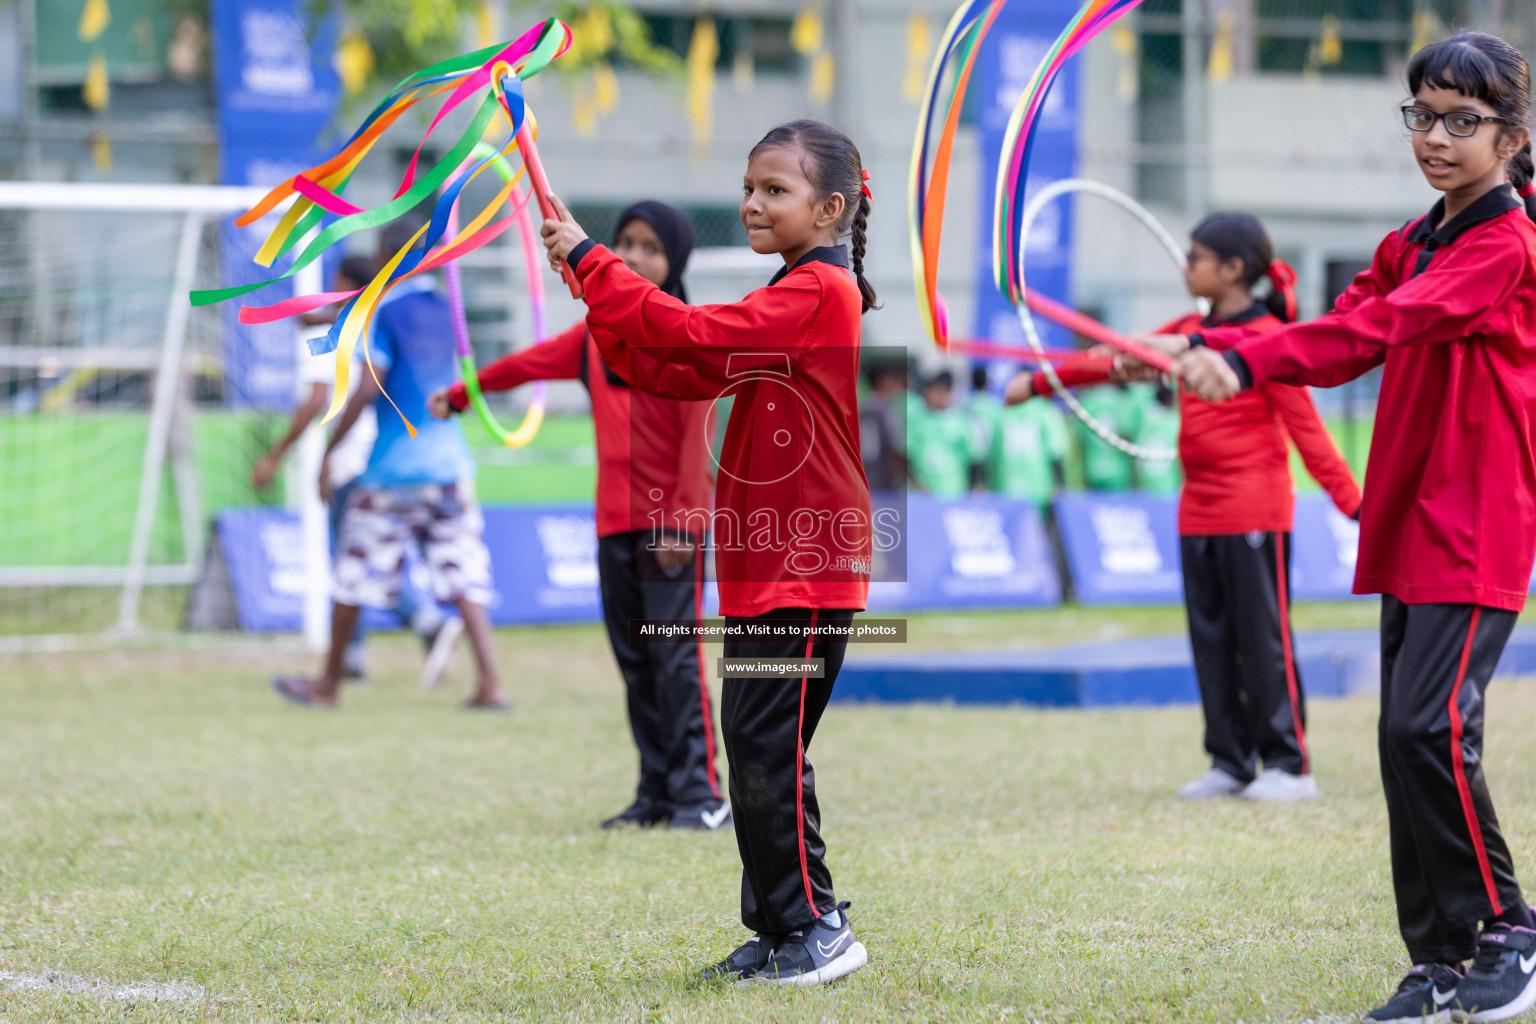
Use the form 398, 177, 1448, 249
1362, 963, 1461, 1024
753, 901, 868, 986
701, 932, 784, 983
1454, 924, 1536, 1022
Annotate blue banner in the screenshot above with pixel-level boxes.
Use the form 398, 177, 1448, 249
1054, 492, 1183, 605
972, 1, 1081, 384
1055, 492, 1366, 605
217, 507, 310, 631
215, 496, 1064, 632
1289, 497, 1363, 601
211, 0, 340, 409
867, 493, 1061, 611
218, 505, 606, 632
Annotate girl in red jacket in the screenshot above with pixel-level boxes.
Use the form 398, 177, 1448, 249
1010, 213, 1361, 804
429, 202, 727, 833
1172, 32, 1536, 1024
541, 119, 875, 986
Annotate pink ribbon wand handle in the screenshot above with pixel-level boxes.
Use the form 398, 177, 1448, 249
515, 120, 582, 299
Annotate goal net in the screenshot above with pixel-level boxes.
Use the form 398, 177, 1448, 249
0, 182, 283, 640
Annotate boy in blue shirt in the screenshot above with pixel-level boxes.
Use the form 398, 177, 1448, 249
273, 219, 506, 710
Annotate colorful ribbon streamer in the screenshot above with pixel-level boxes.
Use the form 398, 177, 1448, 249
992, 0, 1144, 303
448, 142, 548, 448
908, 0, 1147, 348
191, 18, 573, 431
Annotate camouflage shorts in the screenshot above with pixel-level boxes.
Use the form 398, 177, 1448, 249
332, 480, 494, 609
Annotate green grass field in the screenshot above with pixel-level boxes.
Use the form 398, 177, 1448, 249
5, 605, 1536, 1023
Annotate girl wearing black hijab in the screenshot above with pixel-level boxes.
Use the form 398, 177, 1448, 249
432, 201, 729, 830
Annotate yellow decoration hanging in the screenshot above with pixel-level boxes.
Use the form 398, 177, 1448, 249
1111, 22, 1137, 102
686, 17, 718, 161
82, 52, 110, 110
1318, 14, 1343, 67
91, 132, 114, 172
1208, 8, 1235, 83
593, 61, 619, 115
334, 29, 375, 95
573, 78, 598, 136
809, 50, 835, 104
732, 50, 755, 94
790, 7, 824, 56
78, 0, 110, 43
903, 12, 932, 103
570, 5, 615, 64
1410, 10, 1440, 55
476, 0, 495, 49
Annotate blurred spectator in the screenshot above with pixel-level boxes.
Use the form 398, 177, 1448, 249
988, 388, 1070, 509
907, 370, 972, 497
859, 360, 909, 492
966, 366, 1002, 492
271, 221, 505, 711
252, 256, 455, 684
1076, 383, 1141, 492
1135, 382, 1182, 493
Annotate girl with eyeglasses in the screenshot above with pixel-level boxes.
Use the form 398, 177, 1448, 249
1005, 213, 1361, 805
1162, 32, 1536, 1024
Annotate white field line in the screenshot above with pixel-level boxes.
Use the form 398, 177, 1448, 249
0, 969, 205, 1002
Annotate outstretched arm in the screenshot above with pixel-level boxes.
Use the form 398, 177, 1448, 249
542, 195, 820, 400
1269, 385, 1362, 518
254, 382, 328, 488
432, 322, 587, 418
1211, 226, 1520, 394
319, 372, 381, 504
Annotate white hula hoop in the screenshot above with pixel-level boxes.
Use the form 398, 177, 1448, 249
1016, 177, 1185, 462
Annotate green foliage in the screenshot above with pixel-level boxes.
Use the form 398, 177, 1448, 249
159, 0, 679, 94
306, 0, 482, 88
554, 0, 683, 76
299, 0, 679, 93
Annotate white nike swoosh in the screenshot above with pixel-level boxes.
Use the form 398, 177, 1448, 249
1521, 951, 1536, 973
1433, 986, 1456, 1007
817, 933, 850, 958
702, 804, 730, 829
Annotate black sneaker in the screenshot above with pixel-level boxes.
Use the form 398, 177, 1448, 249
1454, 925, 1536, 1022
701, 932, 783, 983
599, 800, 669, 830
1363, 964, 1461, 1024
669, 802, 732, 831
754, 901, 867, 986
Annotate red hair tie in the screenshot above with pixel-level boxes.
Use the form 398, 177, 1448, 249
1520, 182, 1536, 199
1267, 259, 1299, 322
860, 168, 872, 200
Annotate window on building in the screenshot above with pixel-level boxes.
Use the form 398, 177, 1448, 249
638, 13, 800, 74
1137, 0, 1487, 81
1136, 33, 1184, 204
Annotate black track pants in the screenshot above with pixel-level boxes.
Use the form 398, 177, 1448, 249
597, 531, 721, 810
1379, 595, 1525, 964
1181, 532, 1308, 781
721, 607, 853, 934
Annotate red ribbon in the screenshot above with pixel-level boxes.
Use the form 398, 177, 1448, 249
1267, 258, 1299, 322
860, 167, 872, 200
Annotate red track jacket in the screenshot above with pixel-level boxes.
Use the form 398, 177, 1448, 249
1199, 186, 1536, 612
568, 241, 871, 618
447, 323, 712, 539
1034, 305, 1360, 535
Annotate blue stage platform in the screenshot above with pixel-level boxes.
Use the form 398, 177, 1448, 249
833, 628, 1536, 708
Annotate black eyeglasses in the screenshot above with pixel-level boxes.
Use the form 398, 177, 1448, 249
1402, 104, 1511, 137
